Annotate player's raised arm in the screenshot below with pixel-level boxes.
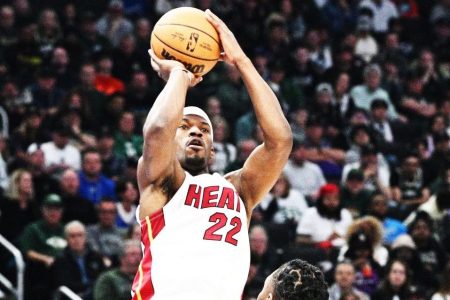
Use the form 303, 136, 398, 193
138, 50, 202, 189
205, 10, 293, 210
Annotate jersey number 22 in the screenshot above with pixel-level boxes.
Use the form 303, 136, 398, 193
203, 212, 242, 246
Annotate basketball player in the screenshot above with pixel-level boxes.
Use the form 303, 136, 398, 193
257, 259, 329, 300
131, 9, 292, 300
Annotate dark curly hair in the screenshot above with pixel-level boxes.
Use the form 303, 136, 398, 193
273, 259, 329, 300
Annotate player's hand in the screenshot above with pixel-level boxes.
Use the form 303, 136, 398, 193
205, 9, 247, 66
148, 49, 202, 87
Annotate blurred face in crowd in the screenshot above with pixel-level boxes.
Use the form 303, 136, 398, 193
402, 156, 419, 177
40, 9, 58, 31
213, 120, 227, 142
38, 76, 56, 92
52, 47, 69, 67
294, 47, 309, 65
80, 64, 96, 87
419, 50, 434, 69
136, 18, 151, 40
120, 35, 136, 55
206, 97, 221, 117
386, 33, 399, 49
131, 72, 148, 91
66, 223, 86, 254
53, 132, 69, 148
238, 139, 257, 161
388, 261, 407, 289
291, 144, 306, 165
408, 78, 423, 95
316, 91, 332, 106
431, 115, 446, 133
346, 178, 364, 194
61, 169, 79, 195
0, 6, 14, 29
370, 194, 388, 218
121, 182, 138, 204
253, 54, 268, 75
323, 192, 340, 211
353, 129, 370, 146
335, 263, 355, 289
365, 70, 381, 90
306, 124, 323, 143
97, 135, 114, 154
43, 205, 63, 226
361, 153, 377, 167
18, 171, 33, 196
98, 201, 117, 227
97, 57, 113, 74
83, 152, 102, 178
29, 149, 45, 169
250, 226, 268, 257
410, 219, 431, 242
335, 73, 350, 96
121, 243, 142, 275
271, 174, 289, 197
371, 106, 388, 121
119, 112, 136, 135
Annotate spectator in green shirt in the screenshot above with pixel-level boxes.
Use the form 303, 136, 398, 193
114, 111, 143, 159
19, 193, 66, 300
94, 239, 141, 300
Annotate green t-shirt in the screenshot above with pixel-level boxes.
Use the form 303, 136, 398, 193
94, 269, 134, 300
114, 132, 143, 159
19, 220, 66, 257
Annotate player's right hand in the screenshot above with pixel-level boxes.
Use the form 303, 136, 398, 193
148, 49, 202, 87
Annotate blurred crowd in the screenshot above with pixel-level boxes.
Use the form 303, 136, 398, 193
0, 0, 449, 299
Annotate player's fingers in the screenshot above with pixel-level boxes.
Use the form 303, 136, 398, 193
150, 58, 160, 72
148, 49, 162, 64
205, 9, 227, 32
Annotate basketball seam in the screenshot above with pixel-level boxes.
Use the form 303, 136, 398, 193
156, 23, 220, 45
153, 34, 219, 62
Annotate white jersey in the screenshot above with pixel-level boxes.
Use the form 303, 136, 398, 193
132, 172, 250, 300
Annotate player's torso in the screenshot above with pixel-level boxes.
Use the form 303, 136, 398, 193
133, 172, 250, 300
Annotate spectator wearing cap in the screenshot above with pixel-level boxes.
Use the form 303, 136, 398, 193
296, 183, 353, 249
22, 67, 64, 114
359, 0, 399, 33
309, 82, 343, 130
342, 144, 391, 198
28, 123, 81, 172
328, 261, 369, 300
345, 124, 375, 164
19, 193, 67, 300
340, 168, 372, 217
354, 15, 379, 63
96, 0, 133, 47
367, 192, 407, 246
390, 152, 430, 219
342, 231, 383, 295
78, 148, 116, 205
350, 64, 399, 120
283, 140, 326, 202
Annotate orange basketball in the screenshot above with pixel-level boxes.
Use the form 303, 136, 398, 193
150, 7, 221, 77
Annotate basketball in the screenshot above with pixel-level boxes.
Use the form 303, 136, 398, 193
150, 7, 221, 77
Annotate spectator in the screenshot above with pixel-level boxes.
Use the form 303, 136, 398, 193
210, 116, 237, 174
423, 132, 450, 186
19, 194, 66, 300
284, 140, 326, 201
354, 15, 378, 63
125, 71, 156, 117
350, 64, 398, 119
367, 192, 407, 246
111, 34, 147, 83
328, 261, 369, 300
78, 11, 111, 60
51, 221, 106, 299
0, 5, 17, 52
25, 146, 58, 202
35, 9, 61, 58
371, 259, 413, 300
359, 0, 399, 33
97, 129, 126, 181
28, 124, 81, 172
78, 148, 116, 205
50, 46, 75, 92
0, 169, 38, 243
93, 240, 141, 300
86, 198, 123, 267
340, 169, 372, 218
297, 183, 353, 249
96, 0, 133, 47
115, 179, 138, 231
224, 138, 257, 173
59, 168, 97, 225
258, 173, 308, 226
114, 111, 142, 160
94, 55, 125, 96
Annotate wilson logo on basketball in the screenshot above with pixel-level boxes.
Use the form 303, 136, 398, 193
161, 48, 205, 74
186, 32, 199, 52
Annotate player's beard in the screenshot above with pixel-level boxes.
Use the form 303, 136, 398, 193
184, 155, 207, 175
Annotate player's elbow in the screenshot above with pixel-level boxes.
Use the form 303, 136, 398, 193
267, 127, 293, 152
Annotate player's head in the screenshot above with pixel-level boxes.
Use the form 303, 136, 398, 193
175, 106, 214, 175
257, 259, 328, 300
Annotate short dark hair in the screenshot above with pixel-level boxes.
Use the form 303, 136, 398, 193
273, 259, 328, 300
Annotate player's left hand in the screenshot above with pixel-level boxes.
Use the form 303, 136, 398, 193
205, 9, 247, 66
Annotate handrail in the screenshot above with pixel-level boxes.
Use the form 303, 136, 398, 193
0, 234, 25, 300
54, 286, 83, 300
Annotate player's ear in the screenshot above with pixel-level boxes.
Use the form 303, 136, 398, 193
209, 145, 215, 160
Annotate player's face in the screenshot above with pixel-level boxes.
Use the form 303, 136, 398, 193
257, 272, 275, 300
175, 114, 214, 173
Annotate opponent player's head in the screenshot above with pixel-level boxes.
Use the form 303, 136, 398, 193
175, 106, 214, 175
257, 259, 328, 300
